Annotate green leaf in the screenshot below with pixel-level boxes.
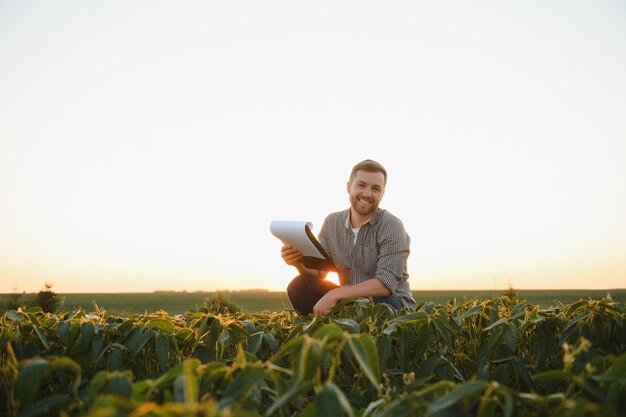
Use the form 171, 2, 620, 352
362, 398, 384, 417
346, 333, 380, 388
477, 396, 497, 417
577, 377, 606, 402
483, 317, 507, 332
428, 381, 489, 414
440, 355, 465, 383
503, 323, 516, 352
107, 348, 124, 371
268, 334, 302, 363
176, 327, 195, 343
313, 324, 344, 342
562, 312, 590, 336
264, 379, 315, 417
504, 389, 514, 417
334, 318, 360, 333
33, 327, 49, 351
198, 362, 230, 388
324, 381, 353, 417
153, 361, 185, 391
218, 366, 265, 408
296, 403, 316, 417
173, 359, 200, 405
606, 381, 626, 410
17, 394, 71, 417
15, 358, 48, 406
57, 321, 69, 342
463, 305, 484, 319
88, 371, 109, 400
382, 322, 398, 336
247, 332, 263, 354
65, 320, 81, 352
50, 356, 81, 387
107, 372, 133, 397
240, 319, 257, 334
315, 385, 340, 417
154, 333, 170, 371
131, 380, 152, 403
303, 316, 317, 332
414, 324, 432, 361
563, 300, 589, 316
377, 337, 393, 370
146, 318, 175, 335
432, 316, 454, 345
389, 311, 428, 323
415, 379, 454, 397
8, 310, 25, 321
295, 337, 323, 382
124, 327, 154, 358
525, 305, 539, 322
491, 356, 516, 364
78, 321, 95, 353
263, 333, 279, 353
533, 370, 571, 392
416, 356, 440, 379
201, 319, 222, 361
606, 352, 626, 376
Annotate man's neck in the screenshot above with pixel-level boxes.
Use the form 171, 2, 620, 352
349, 208, 372, 228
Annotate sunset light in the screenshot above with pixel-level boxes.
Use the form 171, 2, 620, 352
1, 1, 625, 294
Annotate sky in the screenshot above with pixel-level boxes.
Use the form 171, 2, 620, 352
1, 1, 625, 294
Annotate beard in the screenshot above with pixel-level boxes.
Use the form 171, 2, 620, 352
350, 194, 379, 217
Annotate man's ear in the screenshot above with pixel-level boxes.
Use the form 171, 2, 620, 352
346, 181, 351, 193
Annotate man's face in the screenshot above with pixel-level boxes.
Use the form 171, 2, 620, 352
347, 170, 386, 218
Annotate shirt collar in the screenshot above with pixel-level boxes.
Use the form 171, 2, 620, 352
343, 208, 382, 229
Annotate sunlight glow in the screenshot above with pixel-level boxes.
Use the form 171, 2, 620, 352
325, 273, 340, 287
1, 1, 625, 294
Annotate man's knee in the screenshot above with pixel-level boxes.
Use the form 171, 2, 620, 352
287, 274, 304, 294
287, 274, 312, 301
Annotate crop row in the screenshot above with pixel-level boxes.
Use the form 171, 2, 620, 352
1, 296, 625, 416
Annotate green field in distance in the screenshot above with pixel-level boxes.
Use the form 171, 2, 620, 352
3, 289, 622, 315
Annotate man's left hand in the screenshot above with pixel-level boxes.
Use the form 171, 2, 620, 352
313, 289, 340, 315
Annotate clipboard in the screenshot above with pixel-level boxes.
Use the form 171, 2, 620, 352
270, 220, 337, 271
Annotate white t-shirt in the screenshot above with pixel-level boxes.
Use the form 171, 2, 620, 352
351, 226, 360, 246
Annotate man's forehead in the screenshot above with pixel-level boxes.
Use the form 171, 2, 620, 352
352, 170, 385, 185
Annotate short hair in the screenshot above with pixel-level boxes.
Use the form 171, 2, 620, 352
349, 159, 387, 185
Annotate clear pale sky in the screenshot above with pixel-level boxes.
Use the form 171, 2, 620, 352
1, 1, 625, 294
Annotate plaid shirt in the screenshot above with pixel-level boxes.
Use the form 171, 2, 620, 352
318, 208, 416, 310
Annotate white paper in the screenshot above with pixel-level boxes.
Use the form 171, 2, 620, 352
269, 220, 326, 259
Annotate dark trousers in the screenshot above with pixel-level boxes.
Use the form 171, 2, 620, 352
286, 274, 403, 315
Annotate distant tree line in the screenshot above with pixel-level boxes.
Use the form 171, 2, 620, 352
1, 282, 61, 313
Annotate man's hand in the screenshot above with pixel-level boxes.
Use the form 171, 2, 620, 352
313, 279, 392, 315
313, 289, 340, 315
281, 244, 302, 266
281, 244, 326, 277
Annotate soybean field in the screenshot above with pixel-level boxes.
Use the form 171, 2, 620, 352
1, 296, 625, 416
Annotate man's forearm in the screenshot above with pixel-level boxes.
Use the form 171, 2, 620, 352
296, 263, 327, 278
332, 278, 391, 300
313, 278, 392, 315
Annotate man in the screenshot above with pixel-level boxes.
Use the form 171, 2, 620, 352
281, 159, 416, 315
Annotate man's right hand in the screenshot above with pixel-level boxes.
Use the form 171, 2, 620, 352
281, 244, 303, 266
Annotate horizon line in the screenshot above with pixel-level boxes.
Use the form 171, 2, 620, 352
2, 288, 623, 295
